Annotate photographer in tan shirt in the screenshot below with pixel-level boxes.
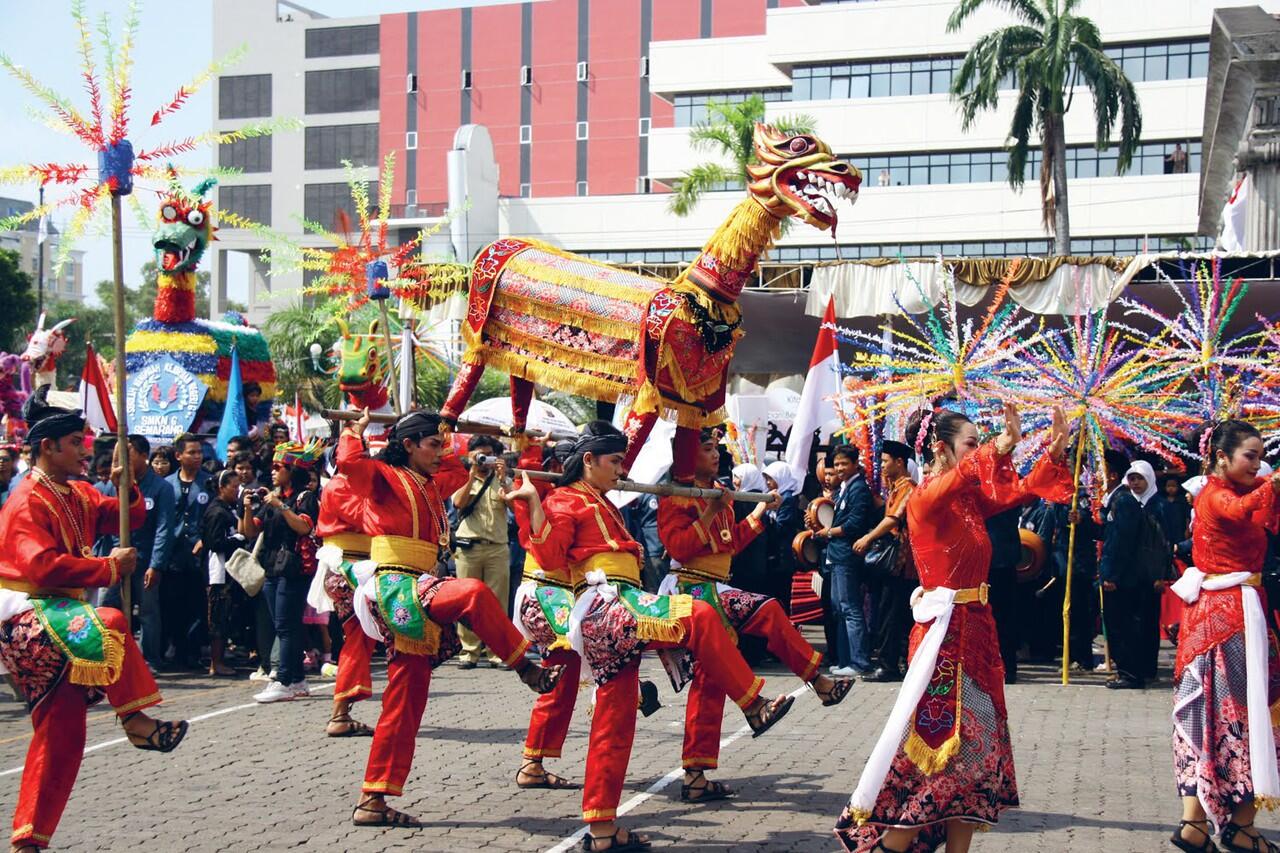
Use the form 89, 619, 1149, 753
451, 435, 512, 668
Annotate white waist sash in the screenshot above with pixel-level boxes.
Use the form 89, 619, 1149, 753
0, 589, 34, 677
350, 559, 384, 642
306, 544, 343, 614
567, 569, 618, 658
846, 585, 959, 822
1171, 568, 1279, 812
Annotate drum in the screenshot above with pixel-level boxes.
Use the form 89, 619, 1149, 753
792, 530, 821, 571
1015, 528, 1047, 583
805, 496, 835, 532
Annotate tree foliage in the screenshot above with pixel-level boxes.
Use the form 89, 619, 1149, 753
0, 250, 38, 353
667, 95, 817, 218
948, 0, 1142, 251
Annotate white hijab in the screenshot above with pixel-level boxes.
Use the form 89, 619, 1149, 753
732, 463, 767, 494
762, 460, 799, 497
1124, 460, 1158, 506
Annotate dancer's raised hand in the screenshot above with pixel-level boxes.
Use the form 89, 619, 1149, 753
995, 402, 1021, 456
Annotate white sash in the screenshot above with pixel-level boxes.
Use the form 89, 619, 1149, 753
846, 585, 959, 822
657, 570, 733, 598
351, 559, 384, 642
511, 572, 542, 645
1171, 568, 1280, 811
0, 589, 34, 677
567, 569, 617, 658
306, 544, 343, 614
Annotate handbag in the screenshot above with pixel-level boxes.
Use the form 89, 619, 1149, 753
862, 535, 901, 582
226, 532, 266, 597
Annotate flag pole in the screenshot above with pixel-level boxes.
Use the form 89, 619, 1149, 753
110, 194, 132, 620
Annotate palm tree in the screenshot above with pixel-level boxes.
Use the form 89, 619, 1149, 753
667, 94, 817, 217
948, 0, 1142, 254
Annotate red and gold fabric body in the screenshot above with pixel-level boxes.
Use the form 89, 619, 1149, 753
336, 431, 531, 799
0, 474, 157, 850
657, 488, 822, 771
530, 480, 766, 824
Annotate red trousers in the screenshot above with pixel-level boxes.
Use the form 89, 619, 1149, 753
335, 615, 376, 704
523, 648, 582, 760
682, 598, 822, 769
363, 578, 530, 796
12, 607, 162, 850
582, 600, 764, 823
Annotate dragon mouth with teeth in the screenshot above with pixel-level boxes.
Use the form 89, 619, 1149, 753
157, 237, 199, 272
777, 164, 861, 230
747, 124, 862, 232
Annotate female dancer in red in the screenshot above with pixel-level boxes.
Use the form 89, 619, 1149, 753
836, 403, 1069, 853
507, 421, 794, 852
1170, 419, 1280, 853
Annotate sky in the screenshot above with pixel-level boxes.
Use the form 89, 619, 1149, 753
0, 0, 523, 307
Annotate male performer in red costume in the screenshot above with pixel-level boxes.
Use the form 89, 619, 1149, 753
338, 408, 565, 829
657, 429, 853, 803
311, 450, 377, 737
0, 390, 188, 852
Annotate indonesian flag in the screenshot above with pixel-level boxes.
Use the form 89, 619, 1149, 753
1220, 174, 1250, 253
784, 297, 841, 486
286, 391, 305, 442
78, 343, 117, 433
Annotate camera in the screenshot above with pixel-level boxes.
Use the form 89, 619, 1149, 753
248, 487, 270, 506
473, 453, 497, 471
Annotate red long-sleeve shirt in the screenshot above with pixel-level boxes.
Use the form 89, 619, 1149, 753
335, 430, 466, 545
658, 485, 762, 582
529, 481, 643, 587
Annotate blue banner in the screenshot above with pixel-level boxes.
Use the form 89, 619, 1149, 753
125, 356, 207, 444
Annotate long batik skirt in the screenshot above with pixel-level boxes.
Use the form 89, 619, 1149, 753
837, 605, 1018, 853
1173, 631, 1280, 828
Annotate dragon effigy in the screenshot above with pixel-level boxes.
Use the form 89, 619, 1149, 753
124, 178, 276, 430
441, 124, 861, 480
21, 313, 74, 391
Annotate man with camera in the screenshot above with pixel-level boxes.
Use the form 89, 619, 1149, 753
452, 435, 513, 668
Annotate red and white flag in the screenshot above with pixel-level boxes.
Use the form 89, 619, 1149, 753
1220, 174, 1250, 253
285, 391, 305, 442
78, 343, 117, 434
784, 297, 841, 486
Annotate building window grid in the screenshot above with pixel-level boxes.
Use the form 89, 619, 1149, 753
304, 124, 379, 170
218, 74, 271, 120
304, 181, 378, 230
1103, 39, 1208, 83
858, 139, 1200, 187
304, 67, 379, 115
672, 89, 791, 128
219, 184, 272, 226
218, 135, 271, 173
304, 25, 379, 59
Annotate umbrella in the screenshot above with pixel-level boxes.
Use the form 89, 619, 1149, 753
459, 397, 579, 435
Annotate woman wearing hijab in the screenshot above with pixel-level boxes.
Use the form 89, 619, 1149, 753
763, 461, 804, 609
730, 463, 772, 598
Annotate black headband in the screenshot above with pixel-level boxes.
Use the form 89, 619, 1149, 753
26, 411, 86, 449
392, 411, 441, 443
572, 431, 627, 458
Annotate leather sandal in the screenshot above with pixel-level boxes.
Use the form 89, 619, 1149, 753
680, 769, 735, 803
581, 827, 652, 851
746, 694, 795, 738
352, 797, 424, 828
326, 713, 374, 737
1221, 821, 1278, 853
518, 661, 567, 695
812, 676, 854, 707
122, 712, 189, 753
517, 759, 579, 790
1171, 819, 1221, 852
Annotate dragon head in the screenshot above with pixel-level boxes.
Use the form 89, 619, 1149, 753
335, 318, 390, 395
747, 124, 861, 231
154, 178, 216, 274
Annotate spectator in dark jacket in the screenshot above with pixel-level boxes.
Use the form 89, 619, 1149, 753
815, 445, 874, 676
1154, 473, 1191, 545
166, 433, 212, 669
986, 506, 1026, 682
201, 469, 245, 676
1100, 459, 1161, 689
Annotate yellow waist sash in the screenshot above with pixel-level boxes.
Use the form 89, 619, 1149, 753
922, 583, 989, 606
521, 553, 572, 588
676, 553, 732, 583
572, 551, 642, 591
324, 532, 372, 559
371, 535, 439, 574
0, 579, 87, 601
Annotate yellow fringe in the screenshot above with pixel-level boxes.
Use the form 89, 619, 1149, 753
390, 620, 442, 656
66, 627, 125, 688
476, 345, 631, 403
850, 808, 873, 827
1257, 796, 1280, 812
503, 253, 657, 308
547, 635, 573, 652
633, 592, 693, 644
902, 664, 964, 775
674, 199, 780, 285
484, 316, 639, 372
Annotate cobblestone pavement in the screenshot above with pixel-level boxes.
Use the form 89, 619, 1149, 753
0, 630, 1231, 852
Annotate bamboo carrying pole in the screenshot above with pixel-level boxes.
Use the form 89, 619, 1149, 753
110, 195, 132, 619
321, 408, 580, 443
514, 468, 774, 503
1060, 432, 1089, 685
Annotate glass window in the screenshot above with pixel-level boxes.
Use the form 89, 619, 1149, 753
304, 181, 378, 229
305, 25, 379, 58
219, 74, 271, 119
869, 70, 890, 97
218, 135, 271, 173
305, 124, 379, 170
1167, 48, 1190, 79
219, 184, 271, 226
1190, 43, 1209, 77
305, 67, 379, 114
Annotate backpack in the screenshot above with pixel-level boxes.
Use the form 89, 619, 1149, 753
1134, 506, 1173, 585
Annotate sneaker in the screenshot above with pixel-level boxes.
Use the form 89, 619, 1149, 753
288, 680, 311, 698
320, 662, 339, 678
248, 667, 271, 682
829, 666, 857, 678
1093, 662, 1112, 673
253, 681, 295, 703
